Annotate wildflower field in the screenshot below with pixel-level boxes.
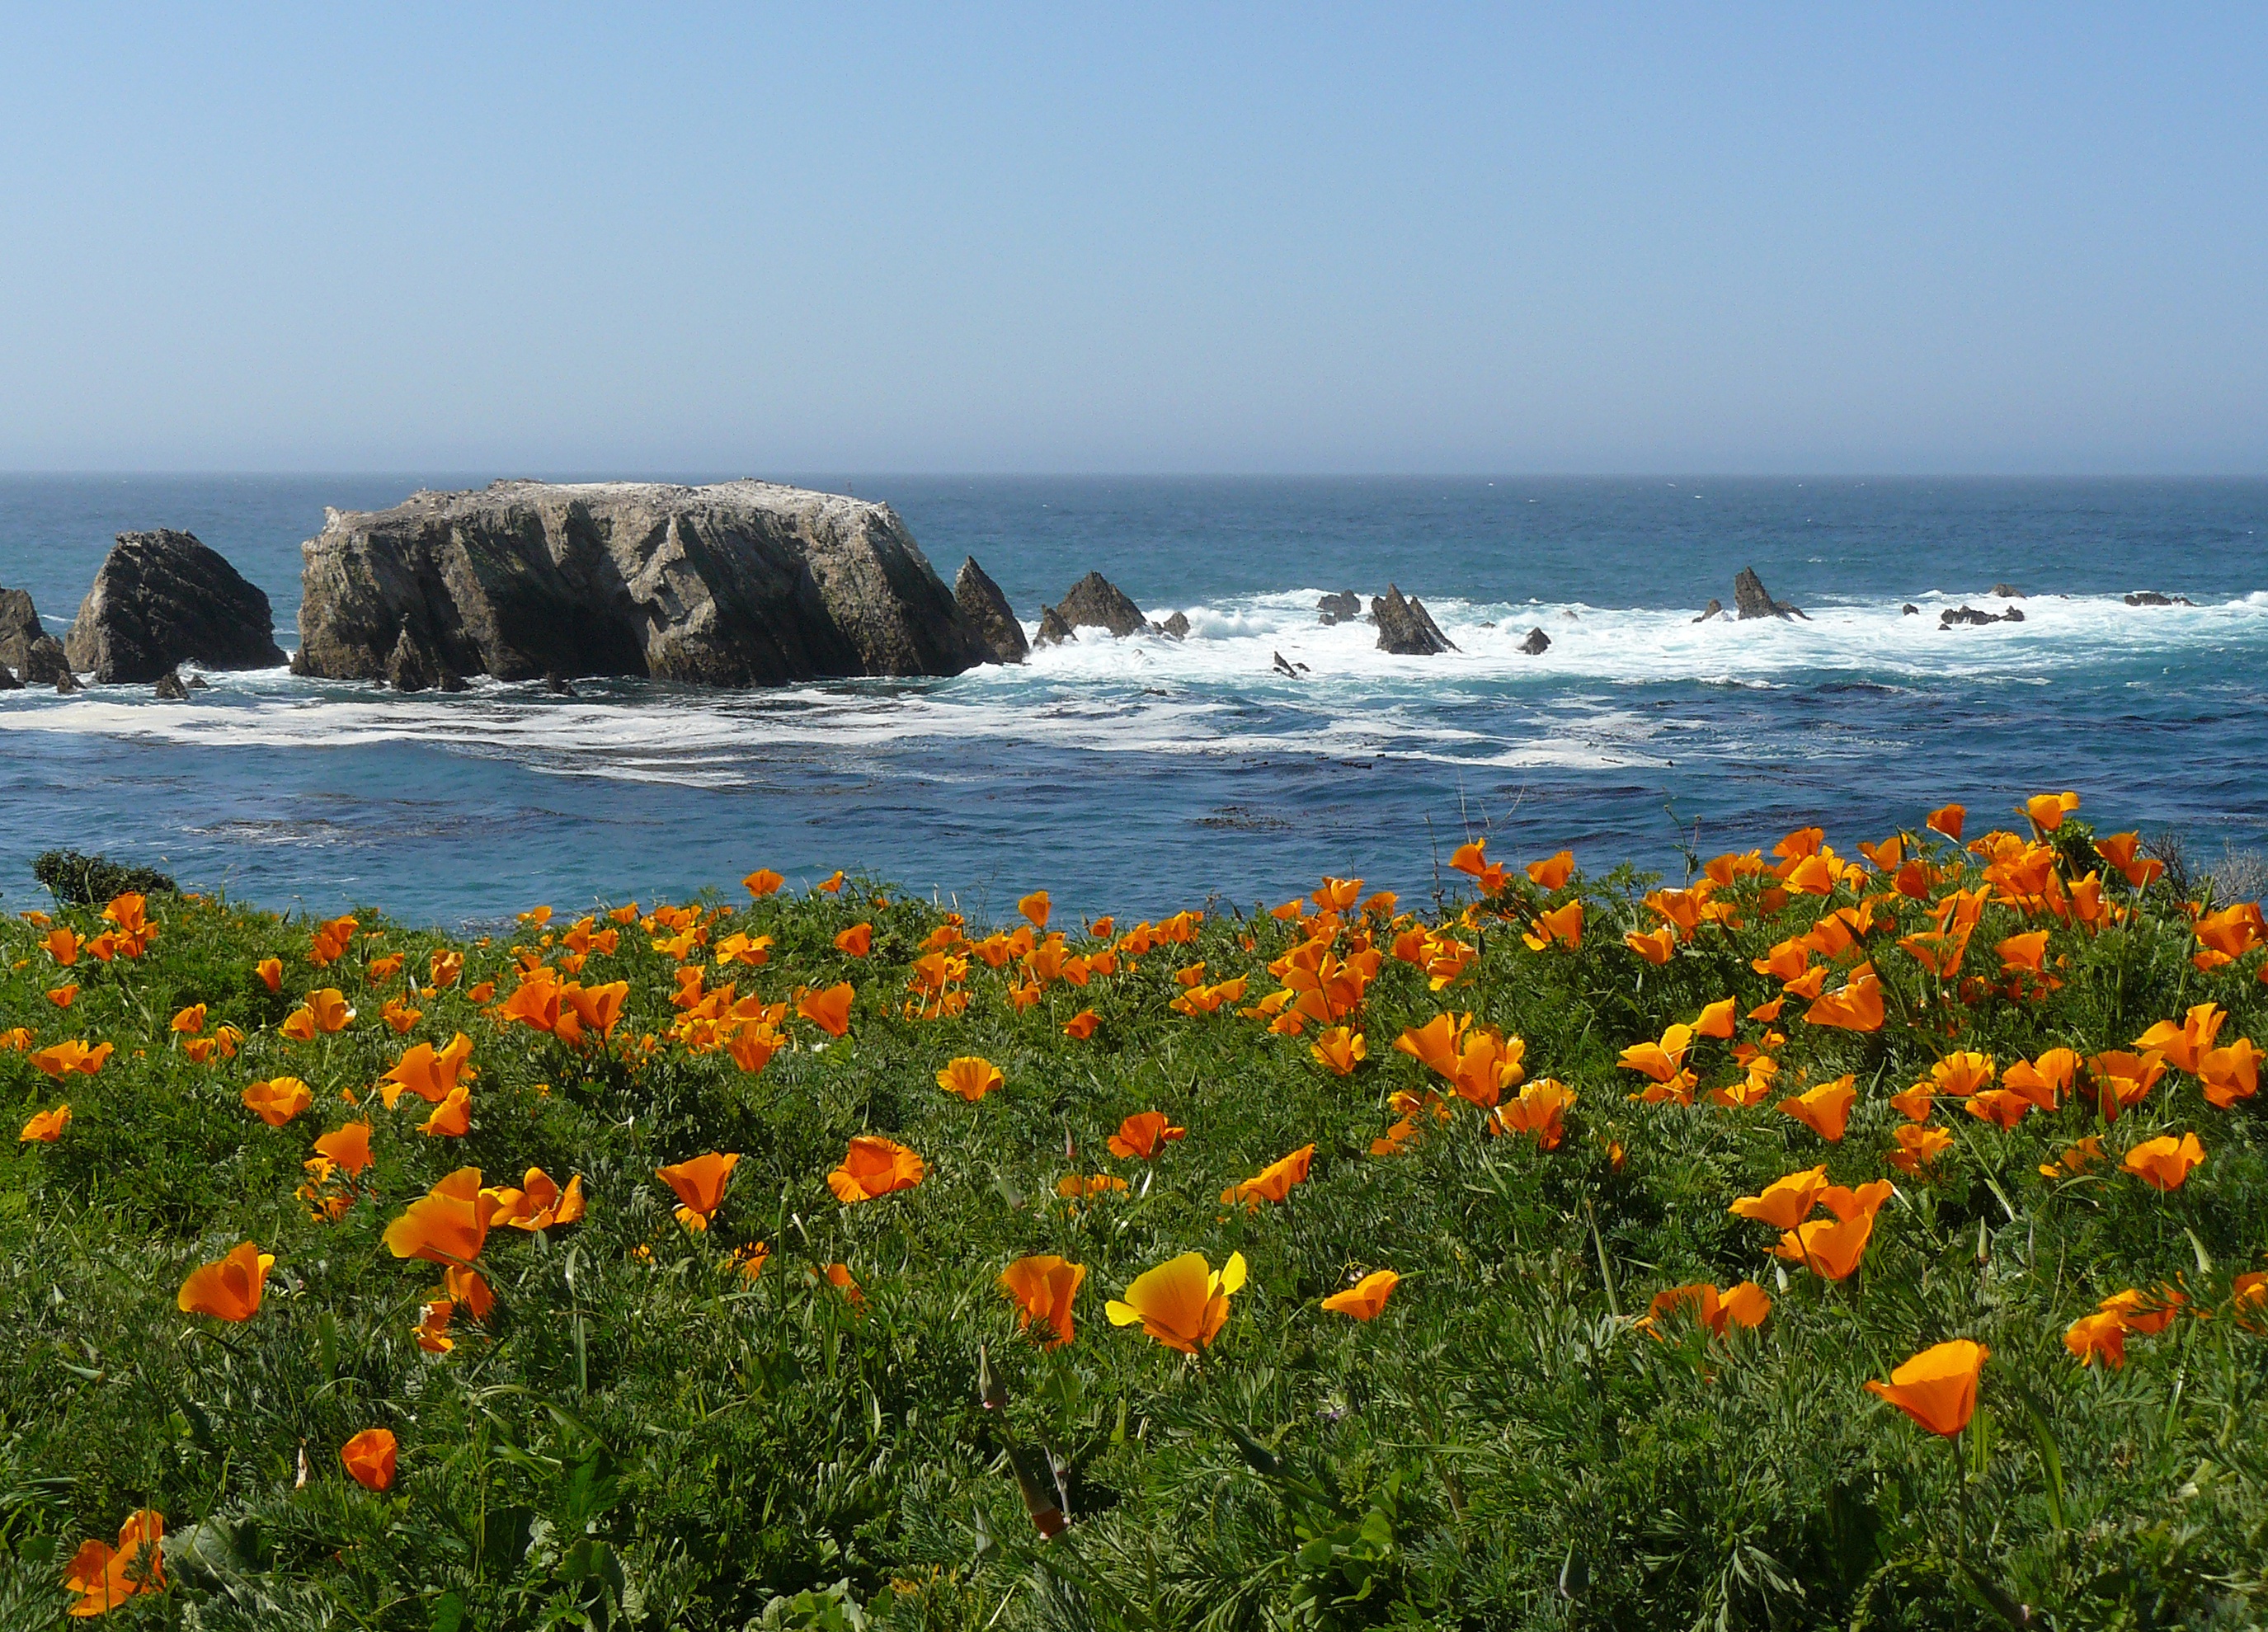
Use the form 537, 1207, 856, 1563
4, 797, 2268, 1629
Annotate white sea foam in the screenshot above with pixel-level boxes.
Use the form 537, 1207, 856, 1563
2, 590, 2260, 788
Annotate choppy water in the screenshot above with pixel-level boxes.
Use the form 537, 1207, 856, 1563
2, 476, 2264, 925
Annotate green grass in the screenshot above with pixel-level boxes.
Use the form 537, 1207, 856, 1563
1, 810, 2266, 1630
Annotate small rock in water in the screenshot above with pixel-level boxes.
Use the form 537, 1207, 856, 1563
1371, 585, 1456, 655
1519, 627, 1551, 655
1271, 650, 1309, 679
1990, 583, 2025, 599
21, 635, 72, 686
1316, 590, 1362, 625
544, 671, 576, 697
1157, 611, 1191, 640
1034, 606, 1073, 647
1560, 609, 1580, 621
54, 666, 82, 694
186, 672, 211, 689
1693, 599, 1724, 623
153, 670, 190, 700
2124, 590, 2192, 607
0, 664, 19, 691
1051, 571, 1148, 638
1938, 604, 2015, 628
1733, 566, 1807, 620
1901, 604, 1919, 616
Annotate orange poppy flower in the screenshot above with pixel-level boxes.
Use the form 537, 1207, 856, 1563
2135, 1002, 2226, 1075
383, 1168, 499, 1267
1996, 931, 2049, 974
1522, 901, 1583, 952
1221, 1144, 1315, 1207
1626, 926, 1676, 965
303, 987, 354, 1032
41, 926, 81, 967
1777, 1075, 1856, 1142
1491, 1079, 1576, 1150
177, 1239, 274, 1321
2026, 791, 2080, 832
242, 1077, 313, 1127
21, 1105, 71, 1142
1924, 803, 1965, 841
834, 923, 873, 957
999, 1254, 1085, 1347
2123, 1132, 2204, 1191
1321, 1268, 1400, 1321
2038, 1134, 2105, 1180
1864, 1340, 1988, 1439
2095, 831, 2164, 888
379, 1033, 477, 1107
1448, 840, 1510, 893
1106, 1250, 1246, 1354
340, 1427, 398, 1491
1730, 1164, 1829, 1230
1775, 1209, 1877, 1281
421, 1087, 472, 1137
656, 1151, 740, 1229
247, 954, 282, 994
1804, 963, 1885, 1032
313, 1121, 374, 1177
2199, 1038, 2261, 1108
742, 868, 784, 898
2087, 1049, 2167, 1120
813, 869, 847, 894
1310, 1026, 1367, 1075
63, 1509, 166, 1616
1965, 1089, 2035, 1130
1107, 1110, 1187, 1160
1889, 1123, 1955, 1175
1056, 1173, 1129, 1200
937, 1056, 1005, 1102
1929, 1051, 1995, 1097
490, 1168, 585, 1230
1641, 1280, 1772, 1339
183, 1024, 245, 1065
797, 982, 854, 1037
828, 1135, 925, 1203
1016, 889, 1052, 929
2002, 1048, 2076, 1111
31, 1040, 112, 1079
1692, 998, 1737, 1040
169, 1003, 206, 1034
1526, 850, 1575, 890
412, 1298, 455, 1352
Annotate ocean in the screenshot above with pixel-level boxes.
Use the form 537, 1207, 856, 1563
2, 475, 2264, 927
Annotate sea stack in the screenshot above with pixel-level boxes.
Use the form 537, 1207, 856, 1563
1372, 585, 1456, 655
65, 530, 286, 684
953, 557, 1029, 665
293, 480, 988, 686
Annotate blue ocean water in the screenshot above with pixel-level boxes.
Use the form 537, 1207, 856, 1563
2, 475, 2265, 927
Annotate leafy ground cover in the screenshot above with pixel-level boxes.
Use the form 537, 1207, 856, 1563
2, 799, 2266, 1629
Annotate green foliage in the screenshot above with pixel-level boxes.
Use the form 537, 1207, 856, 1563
30, 849, 178, 907
0, 814, 2266, 1627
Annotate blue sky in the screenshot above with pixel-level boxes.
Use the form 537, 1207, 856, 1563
1, 4, 2261, 473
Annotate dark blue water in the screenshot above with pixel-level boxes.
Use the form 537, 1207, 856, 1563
3, 476, 2265, 925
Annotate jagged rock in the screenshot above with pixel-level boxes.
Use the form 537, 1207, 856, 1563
1902, 604, 1919, 616
65, 530, 285, 684
953, 557, 1029, 665
544, 671, 576, 697
0, 664, 18, 691
0, 588, 44, 675
1271, 651, 1309, 678
1693, 599, 1723, 623
1939, 604, 2007, 628
1157, 611, 1190, 640
22, 636, 73, 686
1051, 572, 1148, 639
1034, 607, 1073, 647
2002, 606, 2026, 623
1372, 585, 1456, 656
1519, 628, 1550, 655
54, 665, 82, 694
186, 673, 211, 690
294, 480, 986, 686
1733, 566, 1806, 621
1991, 583, 2025, 599
153, 670, 190, 700
1316, 591, 1362, 625
2124, 590, 2192, 607
383, 617, 459, 693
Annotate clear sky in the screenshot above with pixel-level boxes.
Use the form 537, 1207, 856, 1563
2, 4, 2261, 474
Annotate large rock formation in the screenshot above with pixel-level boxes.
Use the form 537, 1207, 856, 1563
1372, 586, 1456, 655
293, 480, 988, 686
64, 531, 285, 684
1732, 567, 1805, 621
953, 557, 1028, 665
1049, 572, 1148, 639
0, 588, 43, 677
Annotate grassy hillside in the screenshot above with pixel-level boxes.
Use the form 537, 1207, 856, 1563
1, 799, 2264, 1629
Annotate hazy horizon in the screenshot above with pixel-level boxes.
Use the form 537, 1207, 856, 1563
3, 6, 2262, 475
